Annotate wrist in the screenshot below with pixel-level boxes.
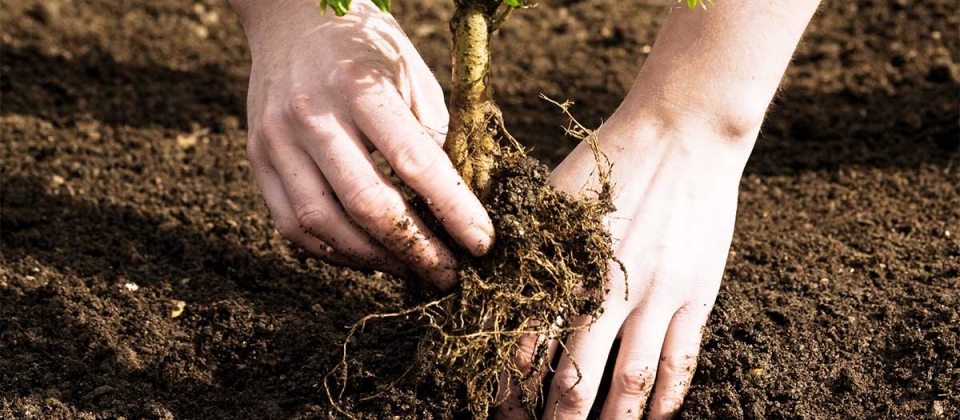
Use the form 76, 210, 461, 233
597, 107, 757, 181
596, 74, 769, 183
228, 0, 382, 48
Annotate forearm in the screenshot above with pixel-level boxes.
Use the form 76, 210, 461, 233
616, 0, 822, 150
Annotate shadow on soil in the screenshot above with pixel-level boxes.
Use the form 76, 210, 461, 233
3, 42, 957, 175
503, 77, 959, 173
0, 175, 409, 418
0, 44, 247, 133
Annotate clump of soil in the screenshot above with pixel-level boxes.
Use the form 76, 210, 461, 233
328, 150, 616, 418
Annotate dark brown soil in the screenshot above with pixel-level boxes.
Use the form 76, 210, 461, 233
2, 0, 958, 419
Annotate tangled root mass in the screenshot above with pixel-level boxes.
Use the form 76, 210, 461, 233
327, 128, 616, 419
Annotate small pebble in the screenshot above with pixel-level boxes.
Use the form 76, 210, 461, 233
124, 283, 139, 292
932, 400, 945, 417
177, 133, 198, 149
171, 300, 187, 318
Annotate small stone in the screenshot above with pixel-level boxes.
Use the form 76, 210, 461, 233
932, 400, 945, 417
177, 133, 198, 150
124, 283, 139, 292
200, 11, 219, 25
51, 175, 65, 186
600, 25, 614, 39
194, 25, 209, 39
171, 300, 186, 318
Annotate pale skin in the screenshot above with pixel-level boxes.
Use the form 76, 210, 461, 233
228, 0, 822, 417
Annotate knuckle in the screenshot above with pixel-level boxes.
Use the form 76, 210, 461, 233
331, 62, 363, 87
391, 141, 442, 181
659, 353, 698, 376
343, 181, 392, 225
285, 95, 317, 126
246, 136, 274, 174
257, 115, 289, 154
615, 361, 657, 396
245, 133, 259, 158
294, 203, 328, 234
258, 111, 286, 141
552, 371, 595, 414
331, 60, 389, 92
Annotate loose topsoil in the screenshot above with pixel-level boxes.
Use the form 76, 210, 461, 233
2, 0, 958, 418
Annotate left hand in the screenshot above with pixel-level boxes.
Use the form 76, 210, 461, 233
497, 110, 755, 419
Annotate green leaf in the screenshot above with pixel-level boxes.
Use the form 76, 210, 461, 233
320, 0, 352, 16
503, 0, 523, 8
320, 0, 390, 16
371, 0, 391, 12
680, 0, 712, 10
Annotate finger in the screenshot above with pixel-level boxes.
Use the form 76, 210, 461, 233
646, 304, 710, 420
287, 108, 458, 289
247, 145, 351, 267
408, 66, 449, 146
543, 310, 624, 420
392, 39, 448, 146
497, 323, 560, 420
264, 138, 408, 275
599, 304, 674, 420
351, 87, 494, 256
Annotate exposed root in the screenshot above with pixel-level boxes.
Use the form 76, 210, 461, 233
325, 107, 617, 418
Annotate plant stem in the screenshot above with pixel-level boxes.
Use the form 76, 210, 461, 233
445, 0, 502, 195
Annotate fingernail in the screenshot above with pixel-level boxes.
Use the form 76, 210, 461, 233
466, 221, 495, 257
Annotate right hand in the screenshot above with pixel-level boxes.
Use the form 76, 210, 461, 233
231, 0, 494, 289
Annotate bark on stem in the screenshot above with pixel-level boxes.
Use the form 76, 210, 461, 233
445, 0, 502, 195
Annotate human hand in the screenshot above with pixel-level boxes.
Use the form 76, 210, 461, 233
231, 0, 494, 289
496, 111, 756, 419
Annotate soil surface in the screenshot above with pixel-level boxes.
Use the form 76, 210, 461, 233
2, 0, 958, 419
